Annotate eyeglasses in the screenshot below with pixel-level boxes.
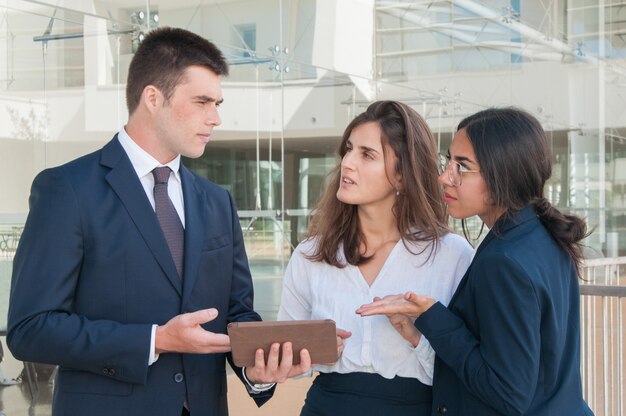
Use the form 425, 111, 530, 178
438, 153, 480, 187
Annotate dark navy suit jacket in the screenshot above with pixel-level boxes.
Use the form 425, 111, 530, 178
416, 206, 594, 416
7, 137, 272, 415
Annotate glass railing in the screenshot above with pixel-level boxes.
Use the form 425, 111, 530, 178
580, 257, 626, 416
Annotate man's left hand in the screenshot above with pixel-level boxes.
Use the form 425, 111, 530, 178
245, 342, 311, 384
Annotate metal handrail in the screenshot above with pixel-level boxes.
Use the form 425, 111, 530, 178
583, 257, 626, 267
580, 284, 626, 297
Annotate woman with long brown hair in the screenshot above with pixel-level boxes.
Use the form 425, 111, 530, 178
278, 101, 472, 415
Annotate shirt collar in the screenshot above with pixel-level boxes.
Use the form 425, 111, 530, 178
117, 127, 181, 181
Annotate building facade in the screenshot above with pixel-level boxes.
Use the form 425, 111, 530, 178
1, 0, 625, 323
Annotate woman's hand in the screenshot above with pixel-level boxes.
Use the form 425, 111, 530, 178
336, 328, 352, 357
356, 292, 436, 319
368, 296, 422, 347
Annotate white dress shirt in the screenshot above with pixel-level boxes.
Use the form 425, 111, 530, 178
117, 128, 185, 226
277, 233, 472, 385
117, 128, 185, 365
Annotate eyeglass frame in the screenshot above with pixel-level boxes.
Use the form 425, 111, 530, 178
437, 153, 480, 187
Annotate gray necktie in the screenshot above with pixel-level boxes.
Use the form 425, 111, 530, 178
152, 167, 184, 278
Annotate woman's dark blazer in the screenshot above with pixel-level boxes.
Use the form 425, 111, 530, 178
416, 206, 594, 416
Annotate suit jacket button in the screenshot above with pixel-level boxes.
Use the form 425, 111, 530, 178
174, 373, 184, 383
437, 405, 447, 415
102, 368, 114, 376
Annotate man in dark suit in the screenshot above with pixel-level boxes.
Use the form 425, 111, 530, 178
7, 27, 308, 416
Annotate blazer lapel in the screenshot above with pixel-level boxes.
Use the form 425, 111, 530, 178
180, 166, 205, 303
447, 237, 490, 308
101, 137, 183, 295
447, 206, 538, 308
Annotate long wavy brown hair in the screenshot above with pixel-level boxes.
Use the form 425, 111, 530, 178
307, 100, 448, 267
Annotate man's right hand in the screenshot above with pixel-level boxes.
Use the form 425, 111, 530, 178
155, 308, 231, 354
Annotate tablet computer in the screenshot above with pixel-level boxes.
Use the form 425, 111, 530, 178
227, 319, 338, 367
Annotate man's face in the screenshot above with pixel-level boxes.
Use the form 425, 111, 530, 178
152, 65, 223, 163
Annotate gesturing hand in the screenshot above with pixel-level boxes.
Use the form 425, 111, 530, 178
355, 292, 436, 319
245, 342, 312, 384
155, 309, 231, 355
369, 296, 421, 347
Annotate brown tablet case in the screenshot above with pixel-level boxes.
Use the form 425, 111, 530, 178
227, 319, 338, 367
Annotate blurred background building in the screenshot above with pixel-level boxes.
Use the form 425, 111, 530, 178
0, 1, 624, 414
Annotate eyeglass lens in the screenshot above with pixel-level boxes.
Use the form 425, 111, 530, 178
438, 155, 462, 186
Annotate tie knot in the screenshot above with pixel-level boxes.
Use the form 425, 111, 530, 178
152, 167, 172, 185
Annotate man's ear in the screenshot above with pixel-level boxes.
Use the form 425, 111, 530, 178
142, 85, 162, 113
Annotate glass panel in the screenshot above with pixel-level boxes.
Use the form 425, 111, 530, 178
2, 1, 626, 412
1, 0, 626, 371
166, 0, 288, 320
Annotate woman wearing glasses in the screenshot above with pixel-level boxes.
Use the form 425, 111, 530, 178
358, 107, 594, 416
278, 101, 472, 415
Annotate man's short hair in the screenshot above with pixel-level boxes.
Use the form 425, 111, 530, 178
126, 27, 229, 115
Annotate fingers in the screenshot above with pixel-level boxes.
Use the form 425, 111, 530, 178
266, 343, 281, 370
336, 328, 352, 339
156, 310, 229, 354
357, 304, 401, 316
355, 295, 401, 315
356, 293, 436, 318
403, 293, 437, 312
254, 346, 268, 371
182, 308, 219, 326
242, 348, 268, 384
404, 291, 419, 302
286, 348, 311, 378
206, 308, 219, 321
204, 332, 231, 352
356, 293, 414, 316
355, 303, 382, 316
278, 342, 293, 378
337, 336, 345, 356
298, 348, 311, 371
336, 328, 351, 357
249, 342, 305, 383
336, 328, 352, 356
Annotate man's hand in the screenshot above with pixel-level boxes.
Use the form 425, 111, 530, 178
244, 342, 312, 384
155, 309, 230, 354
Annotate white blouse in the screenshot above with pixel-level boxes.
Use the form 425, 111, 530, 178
277, 233, 472, 385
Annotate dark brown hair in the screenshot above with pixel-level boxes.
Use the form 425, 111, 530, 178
307, 101, 448, 267
126, 27, 229, 115
457, 107, 588, 275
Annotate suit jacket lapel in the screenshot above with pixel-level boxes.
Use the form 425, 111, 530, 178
180, 166, 205, 303
447, 228, 496, 308
101, 137, 183, 295
447, 206, 538, 308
